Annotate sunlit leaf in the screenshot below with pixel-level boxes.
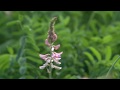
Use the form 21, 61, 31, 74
89, 47, 102, 61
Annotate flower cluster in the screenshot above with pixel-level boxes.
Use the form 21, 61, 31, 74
39, 17, 63, 71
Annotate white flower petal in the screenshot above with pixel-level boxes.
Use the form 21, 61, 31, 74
54, 60, 61, 64
43, 62, 49, 67
47, 60, 51, 63
50, 63, 54, 68
56, 58, 61, 61
51, 46, 54, 51
53, 65, 62, 70
39, 66, 45, 69
51, 60, 53, 62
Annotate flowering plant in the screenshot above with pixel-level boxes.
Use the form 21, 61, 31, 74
39, 17, 63, 79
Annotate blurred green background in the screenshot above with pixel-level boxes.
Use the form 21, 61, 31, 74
0, 11, 120, 79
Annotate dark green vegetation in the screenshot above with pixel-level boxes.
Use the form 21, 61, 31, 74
0, 11, 120, 79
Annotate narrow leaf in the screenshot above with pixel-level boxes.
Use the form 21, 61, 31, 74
89, 47, 101, 61
105, 46, 112, 61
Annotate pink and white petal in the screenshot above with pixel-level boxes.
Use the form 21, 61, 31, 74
39, 54, 49, 60
54, 60, 61, 64
39, 66, 45, 69
55, 52, 63, 58
53, 65, 62, 70
39, 54, 46, 59
52, 52, 63, 58
59, 52, 63, 55
43, 62, 49, 67
51, 46, 54, 51
50, 63, 54, 68
45, 39, 50, 46
55, 58, 61, 61
54, 44, 60, 50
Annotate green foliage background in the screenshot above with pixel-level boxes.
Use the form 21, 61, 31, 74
0, 11, 120, 79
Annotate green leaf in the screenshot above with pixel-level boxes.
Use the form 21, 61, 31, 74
84, 52, 95, 65
89, 47, 102, 61
81, 38, 89, 47
26, 56, 42, 64
91, 37, 101, 42
25, 49, 39, 58
84, 60, 92, 69
16, 36, 26, 61
64, 74, 72, 79
18, 57, 26, 66
19, 66, 26, 75
105, 46, 112, 61
102, 35, 112, 44
6, 20, 19, 26
0, 40, 14, 54
18, 14, 24, 22
64, 16, 70, 26
112, 55, 120, 61
0, 54, 11, 71
106, 55, 120, 78
7, 47, 14, 55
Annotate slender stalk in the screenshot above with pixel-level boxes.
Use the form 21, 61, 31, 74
48, 17, 57, 79
49, 63, 52, 79
106, 55, 120, 78
48, 44, 53, 79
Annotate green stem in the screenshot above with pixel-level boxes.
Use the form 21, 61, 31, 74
106, 55, 120, 78
49, 64, 52, 79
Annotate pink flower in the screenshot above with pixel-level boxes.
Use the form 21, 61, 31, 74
45, 39, 50, 46
52, 52, 63, 58
52, 52, 62, 65
54, 44, 60, 50
39, 54, 49, 61
48, 32, 57, 43
51, 33, 57, 42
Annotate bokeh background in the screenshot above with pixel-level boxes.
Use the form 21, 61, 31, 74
0, 11, 120, 79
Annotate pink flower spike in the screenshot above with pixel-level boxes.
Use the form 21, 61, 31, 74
39, 54, 49, 61
54, 44, 60, 50
45, 39, 50, 47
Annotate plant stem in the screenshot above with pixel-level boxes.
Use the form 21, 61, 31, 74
49, 64, 52, 79
106, 55, 120, 78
